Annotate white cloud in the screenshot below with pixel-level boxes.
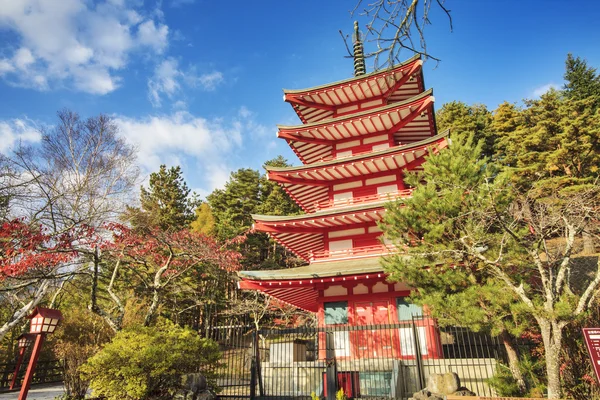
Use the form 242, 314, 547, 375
115, 111, 241, 173
115, 108, 266, 193
136, 20, 169, 53
0, 119, 41, 154
148, 58, 181, 107
196, 71, 224, 91
0, 0, 170, 94
532, 83, 560, 98
148, 58, 225, 107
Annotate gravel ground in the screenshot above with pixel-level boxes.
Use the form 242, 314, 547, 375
0, 383, 66, 400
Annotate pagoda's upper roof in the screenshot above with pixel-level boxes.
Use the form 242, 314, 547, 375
279, 90, 435, 164
252, 202, 387, 262
284, 55, 424, 124
267, 132, 449, 212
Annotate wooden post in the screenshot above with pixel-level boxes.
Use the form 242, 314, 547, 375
9, 347, 27, 390
18, 333, 44, 400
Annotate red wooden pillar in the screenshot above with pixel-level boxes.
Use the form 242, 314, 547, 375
18, 333, 45, 400
9, 347, 27, 390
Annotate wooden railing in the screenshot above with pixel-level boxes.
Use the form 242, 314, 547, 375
309, 244, 397, 262
313, 189, 413, 211
0, 359, 62, 391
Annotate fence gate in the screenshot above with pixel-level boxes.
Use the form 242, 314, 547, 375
211, 320, 512, 400
207, 324, 255, 400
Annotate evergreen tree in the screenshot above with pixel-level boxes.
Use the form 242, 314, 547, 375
125, 165, 195, 231
207, 168, 261, 239
258, 156, 303, 216
436, 101, 494, 157
207, 156, 302, 270
190, 203, 216, 236
490, 101, 524, 161
383, 132, 600, 399
563, 53, 600, 103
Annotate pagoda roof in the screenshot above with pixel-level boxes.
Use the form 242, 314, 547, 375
279, 90, 435, 164
267, 132, 449, 212
252, 203, 387, 262
238, 257, 386, 312
284, 55, 425, 124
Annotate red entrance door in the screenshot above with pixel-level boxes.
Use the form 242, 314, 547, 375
353, 301, 395, 358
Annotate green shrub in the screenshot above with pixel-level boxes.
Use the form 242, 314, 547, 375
52, 308, 114, 399
487, 355, 546, 398
80, 321, 221, 400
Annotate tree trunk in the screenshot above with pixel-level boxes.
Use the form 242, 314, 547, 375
539, 319, 563, 399
583, 231, 596, 254
144, 287, 161, 326
499, 330, 527, 395
0, 280, 50, 341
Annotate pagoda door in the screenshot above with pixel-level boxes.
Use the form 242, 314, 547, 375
353, 301, 395, 358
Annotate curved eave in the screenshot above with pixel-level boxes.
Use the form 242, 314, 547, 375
283, 56, 424, 124
252, 201, 386, 223
267, 133, 448, 212
237, 257, 389, 312
279, 90, 435, 165
239, 256, 384, 281
278, 89, 433, 133
268, 130, 448, 174
252, 204, 386, 261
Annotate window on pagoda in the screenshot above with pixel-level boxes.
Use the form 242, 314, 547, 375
328, 239, 352, 254
324, 301, 348, 325
324, 301, 350, 357
396, 297, 423, 321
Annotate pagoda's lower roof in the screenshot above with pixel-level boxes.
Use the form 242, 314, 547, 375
284, 55, 424, 124
267, 132, 449, 213
238, 257, 387, 312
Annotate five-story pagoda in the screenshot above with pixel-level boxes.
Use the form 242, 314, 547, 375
238, 22, 449, 357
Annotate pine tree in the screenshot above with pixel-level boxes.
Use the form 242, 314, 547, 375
383, 133, 600, 399
563, 53, 600, 103
436, 101, 494, 157
207, 157, 302, 270
125, 165, 195, 231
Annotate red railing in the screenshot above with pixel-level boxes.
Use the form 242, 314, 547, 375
313, 189, 413, 211
309, 244, 397, 262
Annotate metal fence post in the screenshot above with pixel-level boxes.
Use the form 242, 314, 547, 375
256, 330, 264, 397
250, 330, 257, 400
325, 330, 337, 400
412, 315, 426, 390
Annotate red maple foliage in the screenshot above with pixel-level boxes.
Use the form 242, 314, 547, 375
103, 223, 242, 275
0, 219, 79, 279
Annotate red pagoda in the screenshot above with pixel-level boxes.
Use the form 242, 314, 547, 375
238, 23, 449, 359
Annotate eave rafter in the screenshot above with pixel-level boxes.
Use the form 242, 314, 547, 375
283, 56, 424, 124
253, 206, 385, 261
268, 133, 448, 185
382, 60, 422, 102
278, 89, 434, 145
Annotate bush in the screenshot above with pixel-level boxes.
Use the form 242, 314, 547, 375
80, 321, 221, 400
52, 308, 114, 399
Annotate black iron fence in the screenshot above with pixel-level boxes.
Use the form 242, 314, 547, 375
207, 317, 527, 400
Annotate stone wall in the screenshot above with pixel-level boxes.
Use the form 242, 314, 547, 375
259, 358, 497, 398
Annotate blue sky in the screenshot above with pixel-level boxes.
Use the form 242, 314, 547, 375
1, 0, 599, 198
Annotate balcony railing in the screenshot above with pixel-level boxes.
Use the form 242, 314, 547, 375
313, 189, 413, 211
309, 244, 397, 262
